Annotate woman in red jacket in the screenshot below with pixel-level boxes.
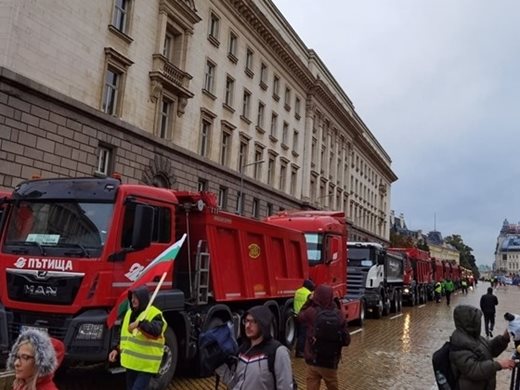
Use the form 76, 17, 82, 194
7, 329, 65, 390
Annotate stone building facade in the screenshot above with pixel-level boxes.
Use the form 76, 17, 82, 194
495, 219, 520, 273
0, 0, 397, 242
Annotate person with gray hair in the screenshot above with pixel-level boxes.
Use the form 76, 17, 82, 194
7, 329, 65, 390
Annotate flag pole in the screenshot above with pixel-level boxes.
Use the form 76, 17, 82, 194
132, 271, 168, 335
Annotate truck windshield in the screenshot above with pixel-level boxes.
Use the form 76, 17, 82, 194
3, 201, 113, 257
348, 247, 375, 267
304, 233, 323, 265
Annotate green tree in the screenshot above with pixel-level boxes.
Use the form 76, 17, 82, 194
390, 231, 414, 248
444, 234, 480, 279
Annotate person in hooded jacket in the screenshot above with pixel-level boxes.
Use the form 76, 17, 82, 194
298, 284, 349, 390
108, 285, 166, 390
215, 305, 293, 390
294, 279, 315, 358
7, 329, 65, 390
504, 312, 520, 348
450, 304, 515, 390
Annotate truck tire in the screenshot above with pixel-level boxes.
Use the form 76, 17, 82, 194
351, 300, 364, 327
372, 297, 383, 319
282, 305, 296, 349
148, 327, 178, 390
382, 295, 391, 316
396, 290, 403, 312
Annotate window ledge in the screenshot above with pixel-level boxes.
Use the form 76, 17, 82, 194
223, 103, 235, 113
260, 81, 268, 90
208, 35, 220, 48
108, 24, 133, 44
202, 89, 217, 100
269, 135, 278, 143
281, 143, 289, 151
240, 115, 252, 125
256, 125, 265, 134
228, 52, 238, 64
295, 113, 301, 120
272, 94, 280, 102
284, 103, 291, 112
291, 150, 299, 158
245, 68, 254, 78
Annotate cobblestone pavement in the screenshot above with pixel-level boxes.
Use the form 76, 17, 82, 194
0, 282, 518, 389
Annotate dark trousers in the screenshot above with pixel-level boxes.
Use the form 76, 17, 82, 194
483, 313, 495, 336
296, 319, 307, 354
126, 369, 153, 390
445, 291, 451, 306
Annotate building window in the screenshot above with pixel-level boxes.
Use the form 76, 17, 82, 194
239, 140, 248, 172
112, 0, 130, 33
270, 112, 278, 138
257, 102, 265, 129
200, 119, 211, 157
252, 198, 260, 219
295, 96, 301, 119
293, 129, 299, 152
282, 122, 289, 145
209, 12, 219, 39
225, 76, 234, 107
204, 60, 216, 94
267, 202, 273, 216
198, 178, 208, 192
267, 155, 275, 185
220, 131, 231, 166
260, 63, 268, 89
242, 90, 251, 119
218, 186, 228, 210
96, 145, 112, 175
290, 167, 297, 196
273, 75, 280, 100
236, 192, 244, 214
102, 68, 121, 115
284, 87, 291, 110
279, 161, 287, 191
245, 48, 254, 77
157, 97, 173, 139
228, 31, 237, 58
254, 147, 263, 180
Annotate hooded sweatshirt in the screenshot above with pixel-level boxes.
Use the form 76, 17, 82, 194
449, 305, 509, 390
7, 329, 65, 390
128, 285, 163, 337
215, 305, 293, 390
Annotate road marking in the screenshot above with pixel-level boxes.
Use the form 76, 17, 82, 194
350, 328, 363, 335
419, 304, 426, 308
390, 313, 403, 320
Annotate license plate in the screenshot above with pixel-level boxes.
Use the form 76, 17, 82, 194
20, 325, 48, 333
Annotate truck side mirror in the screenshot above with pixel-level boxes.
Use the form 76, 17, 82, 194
377, 252, 385, 265
131, 204, 154, 250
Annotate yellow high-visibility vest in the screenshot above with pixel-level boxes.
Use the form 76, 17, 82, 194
294, 286, 311, 314
120, 306, 166, 374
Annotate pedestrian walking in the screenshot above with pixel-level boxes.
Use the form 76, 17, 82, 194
7, 329, 65, 390
293, 279, 315, 358
108, 286, 167, 390
504, 312, 520, 348
449, 304, 514, 390
215, 305, 294, 390
461, 279, 468, 295
443, 279, 455, 306
298, 284, 350, 390
434, 281, 442, 303
480, 287, 499, 337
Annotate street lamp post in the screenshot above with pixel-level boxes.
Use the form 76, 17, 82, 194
239, 160, 264, 215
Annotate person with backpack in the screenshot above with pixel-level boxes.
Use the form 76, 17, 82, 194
214, 305, 294, 389
504, 312, 520, 348
298, 284, 350, 390
480, 287, 499, 337
294, 279, 315, 358
449, 304, 514, 390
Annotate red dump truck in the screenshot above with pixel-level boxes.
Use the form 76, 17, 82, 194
266, 211, 364, 325
431, 257, 444, 284
389, 247, 433, 305
0, 177, 355, 388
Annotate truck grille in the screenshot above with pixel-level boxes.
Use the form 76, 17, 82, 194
8, 310, 70, 342
346, 266, 369, 298
6, 269, 83, 305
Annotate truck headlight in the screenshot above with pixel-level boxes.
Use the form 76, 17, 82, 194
77, 323, 104, 340
403, 288, 410, 294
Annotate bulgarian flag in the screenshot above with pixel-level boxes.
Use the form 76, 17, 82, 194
106, 234, 187, 328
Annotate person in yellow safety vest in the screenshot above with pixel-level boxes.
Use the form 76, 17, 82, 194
108, 286, 167, 390
294, 279, 315, 358
434, 281, 442, 303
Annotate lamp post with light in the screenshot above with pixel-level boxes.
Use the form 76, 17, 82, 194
239, 160, 264, 215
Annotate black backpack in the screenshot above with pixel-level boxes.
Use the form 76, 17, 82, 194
312, 308, 348, 368
432, 341, 458, 390
198, 322, 238, 376
264, 339, 298, 390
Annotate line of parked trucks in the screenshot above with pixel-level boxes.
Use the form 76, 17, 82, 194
0, 178, 471, 388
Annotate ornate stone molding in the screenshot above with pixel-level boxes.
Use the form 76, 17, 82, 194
142, 154, 176, 188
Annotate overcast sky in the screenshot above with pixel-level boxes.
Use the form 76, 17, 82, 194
273, 0, 520, 266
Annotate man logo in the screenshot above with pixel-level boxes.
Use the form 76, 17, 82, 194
36, 271, 49, 280
15, 257, 27, 268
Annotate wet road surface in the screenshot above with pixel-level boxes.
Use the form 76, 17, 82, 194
1, 282, 518, 389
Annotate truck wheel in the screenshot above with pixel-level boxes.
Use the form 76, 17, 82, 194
373, 298, 383, 319
351, 300, 364, 327
410, 291, 416, 307
148, 327, 178, 390
396, 291, 403, 312
382, 296, 391, 316
282, 306, 296, 349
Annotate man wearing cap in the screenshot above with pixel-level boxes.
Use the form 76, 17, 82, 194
294, 279, 315, 358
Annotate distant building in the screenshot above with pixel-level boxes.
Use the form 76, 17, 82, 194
426, 230, 459, 264
495, 219, 520, 274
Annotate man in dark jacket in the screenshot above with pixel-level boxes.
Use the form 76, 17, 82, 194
298, 284, 349, 390
480, 287, 499, 337
215, 305, 293, 389
450, 305, 514, 390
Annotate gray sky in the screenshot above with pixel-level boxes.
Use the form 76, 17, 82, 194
273, 0, 520, 266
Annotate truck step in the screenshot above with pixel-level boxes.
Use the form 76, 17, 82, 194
109, 367, 126, 375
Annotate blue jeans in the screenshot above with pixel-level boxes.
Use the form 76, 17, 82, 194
126, 369, 153, 390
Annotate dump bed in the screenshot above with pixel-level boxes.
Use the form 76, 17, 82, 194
390, 248, 431, 284
174, 193, 308, 302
